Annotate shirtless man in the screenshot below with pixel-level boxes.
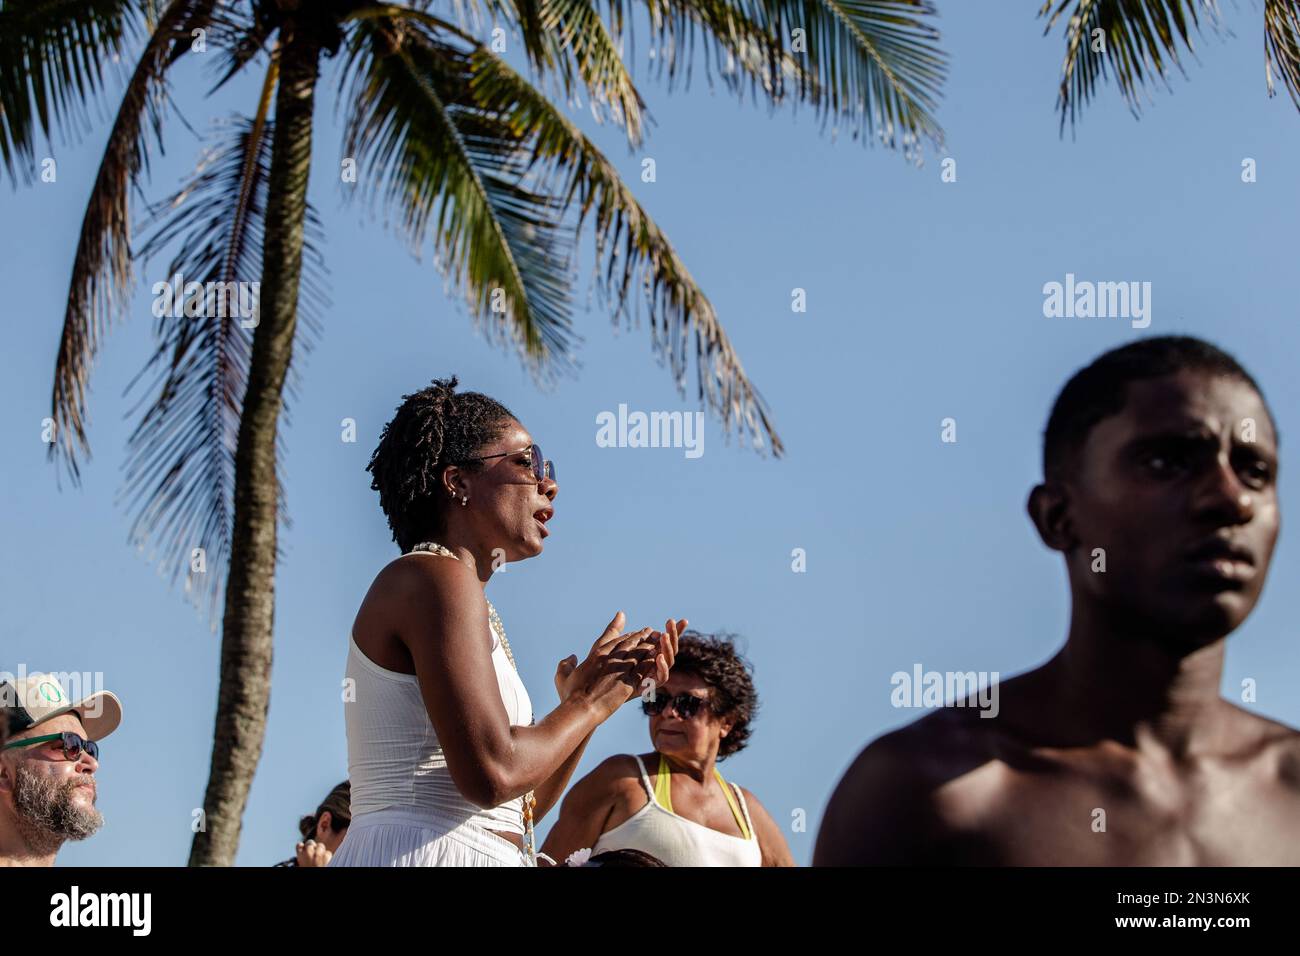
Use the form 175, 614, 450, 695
816, 336, 1300, 865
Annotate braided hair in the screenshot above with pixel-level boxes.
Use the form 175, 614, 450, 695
367, 377, 519, 552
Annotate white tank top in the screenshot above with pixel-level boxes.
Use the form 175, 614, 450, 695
343, 597, 533, 834
590, 754, 763, 866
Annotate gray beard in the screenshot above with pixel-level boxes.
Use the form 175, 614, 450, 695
13, 766, 103, 853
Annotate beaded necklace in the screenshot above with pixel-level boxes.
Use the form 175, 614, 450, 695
409, 542, 538, 865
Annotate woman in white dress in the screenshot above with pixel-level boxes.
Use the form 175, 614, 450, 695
330, 376, 683, 867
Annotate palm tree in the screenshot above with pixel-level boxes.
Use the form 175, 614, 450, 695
1, 0, 948, 865
1038, 0, 1300, 129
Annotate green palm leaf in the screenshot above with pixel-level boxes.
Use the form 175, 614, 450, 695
343, 11, 780, 452
0, 0, 139, 182
45, 0, 220, 481
1039, 0, 1221, 130
341, 16, 578, 371
355, 1, 649, 145
126, 63, 328, 619
537, 0, 647, 143
1266, 0, 1300, 108
467, 37, 783, 453
624, 0, 947, 153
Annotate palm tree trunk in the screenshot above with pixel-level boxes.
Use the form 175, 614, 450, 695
188, 13, 321, 867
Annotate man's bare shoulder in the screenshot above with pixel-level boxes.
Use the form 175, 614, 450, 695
1219, 701, 1300, 779
1221, 700, 1300, 739
814, 708, 1000, 865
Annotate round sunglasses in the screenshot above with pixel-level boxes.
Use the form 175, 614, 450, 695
641, 692, 713, 719
1, 731, 99, 761
456, 443, 555, 482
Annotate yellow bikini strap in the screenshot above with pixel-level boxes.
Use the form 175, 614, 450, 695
654, 753, 675, 811
656, 754, 751, 840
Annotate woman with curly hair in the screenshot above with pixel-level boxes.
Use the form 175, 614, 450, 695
330, 377, 684, 868
540, 632, 794, 866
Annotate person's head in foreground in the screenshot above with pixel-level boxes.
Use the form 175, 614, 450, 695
278, 781, 351, 867
815, 335, 1300, 866
577, 848, 667, 867
367, 375, 557, 564
0, 673, 122, 866
1031, 334, 1279, 650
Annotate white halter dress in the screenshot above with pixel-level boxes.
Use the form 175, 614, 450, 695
329, 547, 534, 867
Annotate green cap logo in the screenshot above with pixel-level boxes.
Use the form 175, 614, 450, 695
38, 681, 63, 704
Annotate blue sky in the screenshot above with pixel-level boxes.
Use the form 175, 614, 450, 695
3, 4, 1298, 866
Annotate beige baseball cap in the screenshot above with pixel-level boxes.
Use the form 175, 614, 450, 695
0, 672, 122, 742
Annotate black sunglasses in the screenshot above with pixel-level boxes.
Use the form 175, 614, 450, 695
457, 443, 555, 483
1, 731, 99, 761
641, 692, 712, 719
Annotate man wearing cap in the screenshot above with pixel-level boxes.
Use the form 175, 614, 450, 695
0, 672, 122, 866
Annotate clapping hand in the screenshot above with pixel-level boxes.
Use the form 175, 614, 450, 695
555, 613, 687, 716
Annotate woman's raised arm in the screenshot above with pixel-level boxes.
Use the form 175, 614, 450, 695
383, 553, 669, 807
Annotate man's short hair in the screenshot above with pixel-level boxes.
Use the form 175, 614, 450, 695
1042, 336, 1272, 481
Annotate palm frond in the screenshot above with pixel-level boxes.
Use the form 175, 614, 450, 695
1266, 0, 1300, 108
467, 37, 783, 454
538, 0, 647, 143
0, 0, 139, 183
128, 69, 328, 618
1039, 0, 1221, 131
341, 13, 780, 452
340, 17, 578, 371
199, 1, 273, 92
496, 0, 553, 67
352, 0, 649, 149
619, 0, 947, 153
46, 0, 220, 482
631, 0, 790, 100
